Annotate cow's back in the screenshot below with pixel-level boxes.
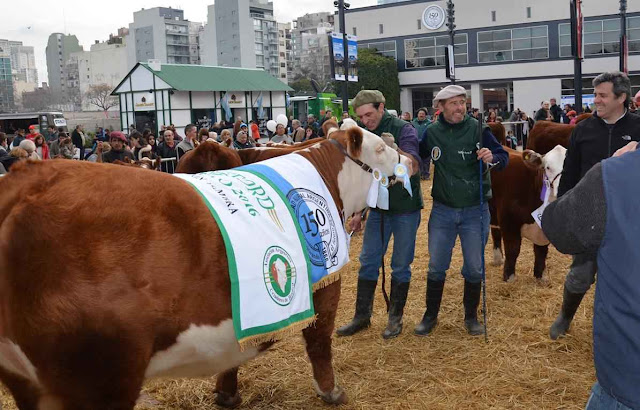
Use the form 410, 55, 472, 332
527, 121, 573, 155
0, 160, 235, 404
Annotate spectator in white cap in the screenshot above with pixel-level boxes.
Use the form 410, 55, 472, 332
414, 85, 508, 337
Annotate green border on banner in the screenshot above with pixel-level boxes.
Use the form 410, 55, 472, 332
183, 170, 314, 342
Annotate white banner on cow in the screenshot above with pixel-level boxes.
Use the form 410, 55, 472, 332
174, 169, 314, 347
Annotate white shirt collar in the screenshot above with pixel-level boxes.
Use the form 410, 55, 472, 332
601, 109, 627, 125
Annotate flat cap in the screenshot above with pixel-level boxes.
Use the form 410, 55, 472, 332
352, 90, 386, 109
433, 85, 467, 108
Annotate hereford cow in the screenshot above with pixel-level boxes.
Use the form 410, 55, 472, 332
0, 125, 414, 409
489, 146, 566, 281
488, 122, 506, 146
526, 113, 590, 155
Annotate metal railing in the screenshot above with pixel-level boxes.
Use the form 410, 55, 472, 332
160, 157, 178, 174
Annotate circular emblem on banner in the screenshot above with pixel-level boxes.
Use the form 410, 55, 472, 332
263, 246, 297, 306
431, 146, 442, 161
287, 188, 340, 268
422, 5, 446, 30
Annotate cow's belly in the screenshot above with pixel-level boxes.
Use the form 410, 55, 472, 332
520, 223, 550, 246
144, 319, 259, 379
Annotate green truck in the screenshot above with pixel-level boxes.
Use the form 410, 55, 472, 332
290, 93, 355, 123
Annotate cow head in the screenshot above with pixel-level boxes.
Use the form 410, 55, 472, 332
175, 141, 243, 173
325, 120, 414, 216
522, 145, 567, 200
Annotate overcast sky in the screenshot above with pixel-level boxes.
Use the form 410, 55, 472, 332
0, 0, 375, 85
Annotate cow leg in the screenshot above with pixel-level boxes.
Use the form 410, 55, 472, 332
501, 229, 522, 282
533, 244, 549, 280
303, 280, 347, 405
490, 227, 503, 266
214, 367, 242, 408
0, 368, 40, 410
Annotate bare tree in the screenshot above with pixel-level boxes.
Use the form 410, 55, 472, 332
85, 84, 119, 115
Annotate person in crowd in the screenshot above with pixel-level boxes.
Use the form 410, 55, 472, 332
401, 112, 412, 121
156, 129, 178, 173
413, 108, 431, 180
147, 133, 157, 155
250, 120, 260, 141
634, 90, 640, 108
87, 142, 110, 162
57, 134, 76, 159
584, 105, 593, 113
198, 128, 210, 144
304, 126, 317, 141
270, 123, 292, 144
97, 131, 134, 164
565, 110, 578, 125
471, 108, 481, 120
336, 89, 423, 340
317, 110, 333, 137
487, 111, 497, 123
233, 130, 255, 150
415, 85, 508, 337
129, 132, 143, 160
232, 116, 243, 138
338, 111, 350, 127
3, 147, 29, 170
95, 127, 107, 142
218, 129, 233, 147
520, 111, 535, 149
34, 134, 50, 160
291, 120, 305, 143
307, 114, 320, 131
19, 139, 39, 160
176, 124, 197, 161
541, 141, 639, 410
0, 132, 10, 162
549, 71, 640, 341
534, 101, 553, 122
550, 98, 563, 122
26, 125, 41, 141
46, 125, 58, 143
9, 129, 25, 150
71, 125, 86, 160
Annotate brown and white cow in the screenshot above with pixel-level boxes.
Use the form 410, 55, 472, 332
526, 113, 590, 155
489, 146, 566, 281
0, 125, 413, 409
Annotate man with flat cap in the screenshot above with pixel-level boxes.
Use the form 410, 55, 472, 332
415, 85, 508, 337
337, 89, 423, 340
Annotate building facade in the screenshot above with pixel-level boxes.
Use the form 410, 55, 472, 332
0, 40, 14, 111
126, 7, 201, 68
45, 33, 83, 94
278, 22, 292, 83
343, 0, 640, 116
291, 12, 334, 85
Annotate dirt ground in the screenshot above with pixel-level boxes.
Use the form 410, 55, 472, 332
0, 180, 595, 410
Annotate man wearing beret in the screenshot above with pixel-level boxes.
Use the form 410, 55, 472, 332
415, 85, 508, 337
336, 90, 423, 340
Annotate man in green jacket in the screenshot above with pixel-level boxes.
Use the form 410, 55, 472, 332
337, 90, 423, 339
415, 85, 508, 337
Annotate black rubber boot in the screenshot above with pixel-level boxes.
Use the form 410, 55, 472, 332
382, 280, 410, 339
414, 279, 445, 336
463, 280, 485, 336
549, 286, 586, 340
336, 279, 377, 337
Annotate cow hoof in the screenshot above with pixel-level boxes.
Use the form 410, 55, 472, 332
505, 274, 516, 283
535, 276, 551, 287
215, 391, 242, 408
491, 249, 504, 266
318, 386, 348, 405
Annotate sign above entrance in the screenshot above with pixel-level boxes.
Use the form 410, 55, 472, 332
227, 92, 245, 106
134, 92, 155, 111
422, 5, 446, 30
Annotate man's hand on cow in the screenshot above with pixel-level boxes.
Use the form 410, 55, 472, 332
348, 213, 363, 234
613, 141, 638, 157
477, 148, 494, 164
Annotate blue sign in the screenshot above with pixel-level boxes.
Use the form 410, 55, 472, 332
347, 35, 358, 82
330, 33, 345, 81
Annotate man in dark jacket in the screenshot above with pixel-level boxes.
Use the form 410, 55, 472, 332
71, 125, 86, 161
549, 71, 640, 340
336, 89, 423, 340
412, 108, 431, 179
542, 142, 640, 410
549, 98, 563, 123
97, 131, 134, 164
415, 85, 508, 337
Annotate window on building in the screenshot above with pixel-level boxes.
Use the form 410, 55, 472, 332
526, 7, 532, 18
478, 26, 548, 63
491, 11, 496, 22
560, 17, 640, 57
353, 27, 357, 36
280, 62, 286, 67
629, 16, 640, 52
379, 24, 384, 34
405, 34, 468, 69
255, 43, 263, 54
256, 55, 264, 67
359, 40, 397, 59
254, 19, 261, 29
281, 74, 286, 78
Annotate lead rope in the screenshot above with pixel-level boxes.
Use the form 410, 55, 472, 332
478, 114, 489, 343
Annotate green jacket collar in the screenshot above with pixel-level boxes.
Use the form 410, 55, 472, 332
437, 112, 471, 129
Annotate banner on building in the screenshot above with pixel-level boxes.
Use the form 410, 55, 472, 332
347, 35, 358, 82
133, 92, 155, 111
329, 33, 346, 82
227, 92, 245, 106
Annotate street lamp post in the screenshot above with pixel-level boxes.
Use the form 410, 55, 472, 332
620, 0, 628, 73
446, 0, 456, 84
570, 0, 583, 113
335, 0, 350, 114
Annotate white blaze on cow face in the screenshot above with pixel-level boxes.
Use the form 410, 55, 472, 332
144, 319, 259, 380
542, 145, 567, 200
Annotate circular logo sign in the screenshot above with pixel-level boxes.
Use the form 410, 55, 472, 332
422, 5, 446, 30
263, 246, 297, 306
431, 146, 442, 161
287, 188, 340, 268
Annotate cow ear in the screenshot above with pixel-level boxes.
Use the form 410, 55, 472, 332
322, 120, 339, 137
345, 127, 363, 158
522, 149, 543, 169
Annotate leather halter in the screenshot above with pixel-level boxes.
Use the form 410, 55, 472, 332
328, 138, 400, 182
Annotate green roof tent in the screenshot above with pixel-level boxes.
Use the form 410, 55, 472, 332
112, 62, 293, 137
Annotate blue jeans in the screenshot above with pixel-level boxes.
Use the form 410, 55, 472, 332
586, 382, 634, 410
427, 201, 489, 284
358, 210, 421, 283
